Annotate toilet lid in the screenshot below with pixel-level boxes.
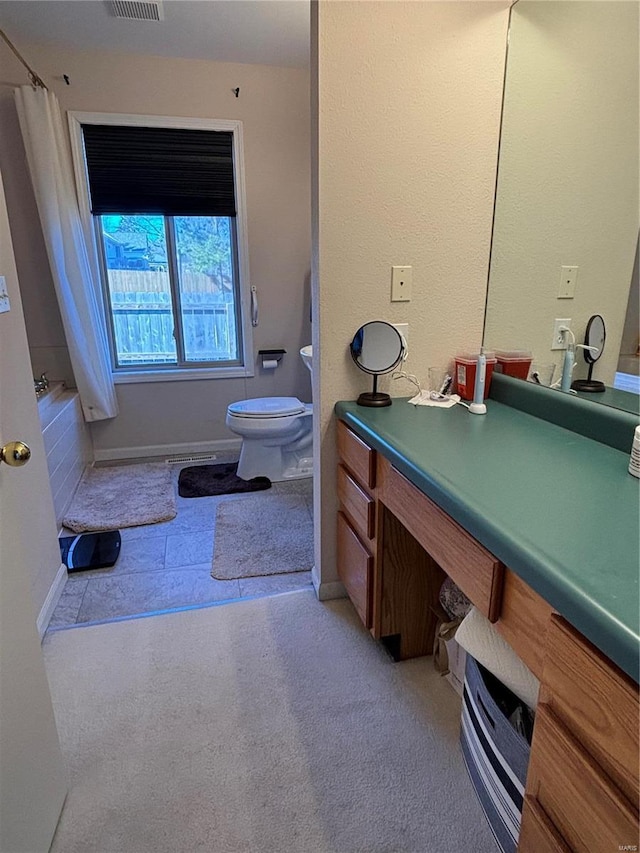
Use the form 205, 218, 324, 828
228, 397, 305, 418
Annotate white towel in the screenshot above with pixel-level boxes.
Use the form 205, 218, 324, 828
407, 391, 460, 408
455, 606, 540, 710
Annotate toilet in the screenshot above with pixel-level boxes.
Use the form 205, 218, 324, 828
226, 397, 313, 481
226, 346, 314, 482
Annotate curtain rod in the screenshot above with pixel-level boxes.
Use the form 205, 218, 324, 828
0, 27, 47, 89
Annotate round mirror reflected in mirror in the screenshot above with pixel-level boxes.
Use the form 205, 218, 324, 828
583, 314, 606, 364
572, 314, 606, 393
350, 321, 405, 407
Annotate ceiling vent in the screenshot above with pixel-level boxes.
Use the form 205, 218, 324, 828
110, 0, 164, 21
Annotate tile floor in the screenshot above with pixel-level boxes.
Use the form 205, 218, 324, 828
48, 460, 313, 631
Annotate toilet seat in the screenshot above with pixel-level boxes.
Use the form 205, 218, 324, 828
227, 397, 306, 418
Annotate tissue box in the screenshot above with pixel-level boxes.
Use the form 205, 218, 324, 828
460, 655, 531, 853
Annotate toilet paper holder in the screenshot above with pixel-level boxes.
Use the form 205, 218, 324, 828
258, 349, 286, 369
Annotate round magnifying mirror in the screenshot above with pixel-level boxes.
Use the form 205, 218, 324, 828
571, 314, 606, 393
350, 321, 405, 407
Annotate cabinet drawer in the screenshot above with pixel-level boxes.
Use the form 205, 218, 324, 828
337, 464, 375, 540
527, 705, 639, 853
379, 461, 503, 621
337, 511, 373, 629
337, 420, 376, 490
542, 616, 639, 805
495, 571, 554, 680
520, 796, 571, 853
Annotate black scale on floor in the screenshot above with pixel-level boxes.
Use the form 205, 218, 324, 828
59, 531, 122, 573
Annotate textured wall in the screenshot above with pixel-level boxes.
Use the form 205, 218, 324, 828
0, 45, 311, 457
313, 1, 510, 591
483, 2, 639, 386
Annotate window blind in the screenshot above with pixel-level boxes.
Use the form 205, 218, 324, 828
81, 124, 236, 217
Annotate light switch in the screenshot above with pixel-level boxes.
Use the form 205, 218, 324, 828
391, 266, 412, 302
0, 276, 9, 314
558, 265, 578, 299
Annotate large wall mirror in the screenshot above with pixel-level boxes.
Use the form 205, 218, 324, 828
483, 0, 639, 414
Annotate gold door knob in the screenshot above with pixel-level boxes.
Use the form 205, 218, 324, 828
0, 441, 31, 467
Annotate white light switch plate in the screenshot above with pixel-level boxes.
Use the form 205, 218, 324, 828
0, 276, 9, 314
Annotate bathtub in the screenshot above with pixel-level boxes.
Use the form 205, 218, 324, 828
38, 382, 93, 529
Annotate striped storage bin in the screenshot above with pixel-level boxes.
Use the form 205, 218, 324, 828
460, 655, 531, 853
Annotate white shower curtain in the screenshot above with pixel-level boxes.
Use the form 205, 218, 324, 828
15, 86, 118, 421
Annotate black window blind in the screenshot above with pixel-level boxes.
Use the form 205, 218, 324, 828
82, 124, 236, 217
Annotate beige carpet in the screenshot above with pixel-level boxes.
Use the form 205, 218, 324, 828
43, 591, 496, 853
63, 463, 176, 533
211, 483, 313, 580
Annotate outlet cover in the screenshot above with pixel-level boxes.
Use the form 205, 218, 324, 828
391, 266, 412, 302
558, 265, 578, 299
551, 318, 571, 350
391, 323, 409, 347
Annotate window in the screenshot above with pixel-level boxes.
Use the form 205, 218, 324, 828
70, 115, 252, 379
99, 214, 240, 368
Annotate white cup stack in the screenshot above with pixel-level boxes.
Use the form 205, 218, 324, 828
629, 425, 640, 478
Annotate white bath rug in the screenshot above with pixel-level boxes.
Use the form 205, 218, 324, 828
63, 463, 176, 533
211, 481, 313, 579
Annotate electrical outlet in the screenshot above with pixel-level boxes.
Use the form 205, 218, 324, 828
391, 323, 409, 347
551, 318, 571, 350
391, 266, 412, 302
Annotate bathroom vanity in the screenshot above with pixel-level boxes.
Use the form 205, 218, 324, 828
334, 391, 639, 851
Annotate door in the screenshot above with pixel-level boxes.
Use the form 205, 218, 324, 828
0, 171, 67, 850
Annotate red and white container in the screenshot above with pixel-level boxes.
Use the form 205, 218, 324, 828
495, 350, 533, 381
454, 351, 497, 401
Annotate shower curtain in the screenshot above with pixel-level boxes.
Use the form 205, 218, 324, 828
15, 85, 118, 422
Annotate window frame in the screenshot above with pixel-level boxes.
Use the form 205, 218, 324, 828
68, 111, 255, 382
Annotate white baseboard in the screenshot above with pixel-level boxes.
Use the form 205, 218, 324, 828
37, 563, 67, 640
93, 438, 241, 462
313, 571, 346, 601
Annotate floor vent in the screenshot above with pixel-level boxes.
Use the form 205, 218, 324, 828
166, 453, 218, 465
110, 0, 164, 22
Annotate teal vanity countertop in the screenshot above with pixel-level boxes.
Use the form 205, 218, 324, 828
574, 385, 640, 415
335, 398, 640, 682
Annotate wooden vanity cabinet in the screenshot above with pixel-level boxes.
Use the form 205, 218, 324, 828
336, 511, 373, 628
378, 458, 504, 623
336, 421, 504, 657
520, 616, 640, 853
336, 417, 640, 851
495, 570, 555, 680
336, 422, 377, 630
